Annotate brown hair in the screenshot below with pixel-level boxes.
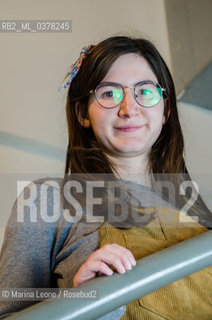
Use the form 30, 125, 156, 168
65, 36, 185, 175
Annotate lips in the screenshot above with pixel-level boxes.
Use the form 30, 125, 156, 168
114, 124, 145, 132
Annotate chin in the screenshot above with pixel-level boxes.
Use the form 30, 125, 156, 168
113, 146, 146, 157
116, 142, 146, 152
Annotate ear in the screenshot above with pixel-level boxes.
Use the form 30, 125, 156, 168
163, 98, 171, 124
75, 102, 91, 128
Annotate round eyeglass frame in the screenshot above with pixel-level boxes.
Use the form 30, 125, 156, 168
89, 80, 166, 109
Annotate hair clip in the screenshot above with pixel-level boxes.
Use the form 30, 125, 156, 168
58, 45, 92, 91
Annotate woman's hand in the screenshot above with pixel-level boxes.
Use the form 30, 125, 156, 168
73, 243, 136, 287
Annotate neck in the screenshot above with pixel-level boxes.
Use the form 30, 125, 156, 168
106, 154, 152, 187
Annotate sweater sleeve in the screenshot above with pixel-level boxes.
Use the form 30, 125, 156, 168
0, 181, 57, 318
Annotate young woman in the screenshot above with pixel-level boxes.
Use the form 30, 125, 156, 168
0, 36, 211, 319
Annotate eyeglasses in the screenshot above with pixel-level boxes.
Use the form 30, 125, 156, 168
89, 81, 166, 109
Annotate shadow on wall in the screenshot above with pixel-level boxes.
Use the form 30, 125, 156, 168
177, 62, 212, 211
179, 62, 212, 111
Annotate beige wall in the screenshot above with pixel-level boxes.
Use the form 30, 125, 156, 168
165, 0, 212, 94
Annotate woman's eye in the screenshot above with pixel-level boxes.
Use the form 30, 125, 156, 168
102, 91, 113, 98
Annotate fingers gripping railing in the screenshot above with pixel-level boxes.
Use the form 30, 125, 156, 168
7, 231, 212, 320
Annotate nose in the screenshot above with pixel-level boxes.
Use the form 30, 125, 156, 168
118, 88, 140, 118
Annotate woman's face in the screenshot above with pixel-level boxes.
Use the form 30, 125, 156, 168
85, 53, 166, 159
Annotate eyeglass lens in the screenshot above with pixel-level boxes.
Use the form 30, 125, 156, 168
95, 82, 163, 108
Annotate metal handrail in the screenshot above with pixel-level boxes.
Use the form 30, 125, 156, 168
7, 230, 212, 320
